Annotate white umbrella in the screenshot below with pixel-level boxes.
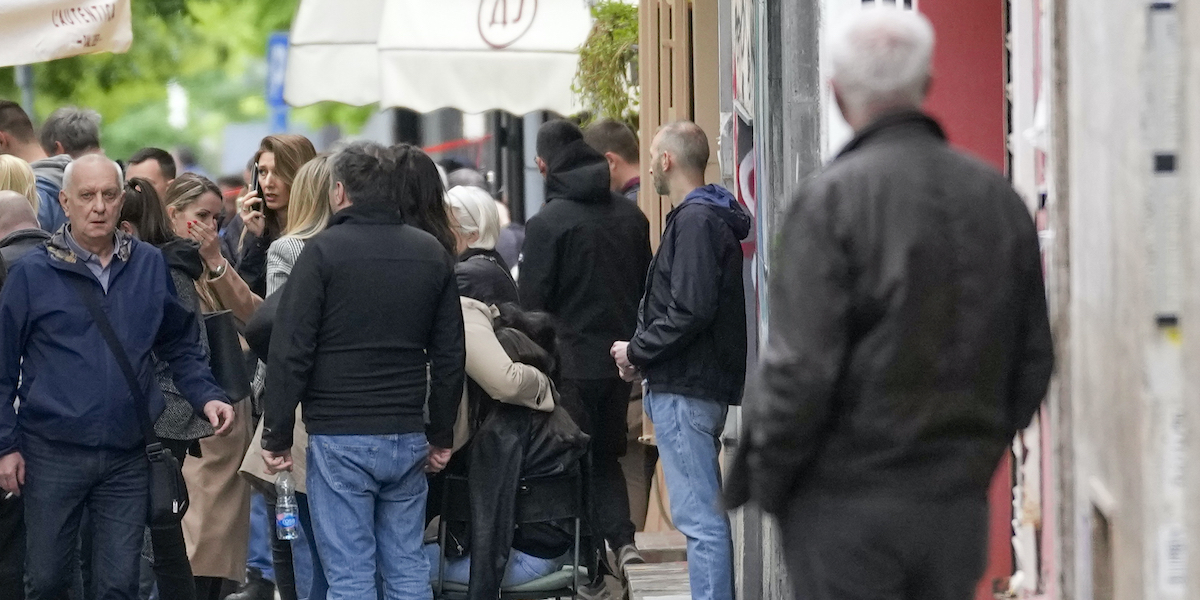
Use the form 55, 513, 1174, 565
0, 0, 133, 68
285, 0, 593, 115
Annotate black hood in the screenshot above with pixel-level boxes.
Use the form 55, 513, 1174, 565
545, 139, 612, 204
159, 238, 205, 281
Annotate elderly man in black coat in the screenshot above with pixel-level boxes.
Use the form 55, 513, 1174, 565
726, 7, 1055, 600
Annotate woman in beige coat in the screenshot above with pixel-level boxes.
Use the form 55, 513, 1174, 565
164, 174, 261, 599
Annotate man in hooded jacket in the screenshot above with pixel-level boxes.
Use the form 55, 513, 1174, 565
612, 122, 750, 600
519, 119, 652, 577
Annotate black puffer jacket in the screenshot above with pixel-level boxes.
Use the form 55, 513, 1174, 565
726, 111, 1054, 514
518, 140, 652, 379
456, 248, 518, 306
628, 185, 751, 405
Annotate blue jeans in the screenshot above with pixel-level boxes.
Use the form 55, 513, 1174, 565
295, 492, 329, 600
643, 392, 733, 600
307, 433, 431, 600
424, 545, 565, 587
248, 492, 276, 582
21, 435, 148, 600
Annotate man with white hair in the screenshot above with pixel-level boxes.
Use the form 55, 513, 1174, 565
725, 7, 1054, 599
0, 154, 234, 599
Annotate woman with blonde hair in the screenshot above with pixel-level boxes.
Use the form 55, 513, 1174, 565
167, 174, 262, 323
240, 155, 334, 600
164, 173, 260, 600
0, 154, 39, 216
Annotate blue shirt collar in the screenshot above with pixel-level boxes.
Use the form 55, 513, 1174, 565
63, 227, 112, 266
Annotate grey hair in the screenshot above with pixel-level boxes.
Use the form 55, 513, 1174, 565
62, 155, 123, 192
828, 6, 935, 115
39, 107, 102, 158
446, 185, 500, 250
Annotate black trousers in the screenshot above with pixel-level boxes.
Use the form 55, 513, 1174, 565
0, 493, 24, 600
781, 490, 988, 600
134, 439, 197, 600
561, 378, 637, 551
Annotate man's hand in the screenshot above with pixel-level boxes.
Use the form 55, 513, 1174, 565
262, 449, 293, 475
426, 446, 452, 474
203, 401, 235, 436
610, 341, 640, 382
0, 452, 25, 497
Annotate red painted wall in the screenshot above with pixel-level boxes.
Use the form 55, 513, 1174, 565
919, 0, 1007, 170
916, 2, 1012, 599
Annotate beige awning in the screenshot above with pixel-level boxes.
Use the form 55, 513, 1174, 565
0, 0, 133, 67
285, 0, 592, 114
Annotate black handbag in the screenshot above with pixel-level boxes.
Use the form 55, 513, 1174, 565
202, 309, 252, 401
67, 276, 190, 526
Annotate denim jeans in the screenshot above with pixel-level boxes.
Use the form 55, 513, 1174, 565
307, 433, 431, 600
21, 435, 148, 600
295, 493, 328, 600
643, 391, 733, 600
248, 492, 276, 583
424, 545, 565, 587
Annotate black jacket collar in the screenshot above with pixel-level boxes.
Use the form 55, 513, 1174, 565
459, 247, 512, 272
331, 203, 406, 227
837, 110, 947, 159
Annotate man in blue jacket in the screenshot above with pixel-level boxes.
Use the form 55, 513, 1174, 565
612, 122, 750, 600
0, 154, 234, 600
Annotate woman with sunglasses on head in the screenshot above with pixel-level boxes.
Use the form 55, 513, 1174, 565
163, 174, 259, 600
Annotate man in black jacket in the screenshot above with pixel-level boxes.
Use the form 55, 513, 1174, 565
519, 120, 652, 574
724, 8, 1054, 600
612, 122, 749, 600
262, 142, 465, 599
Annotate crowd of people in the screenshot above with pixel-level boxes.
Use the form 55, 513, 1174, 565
0, 6, 1054, 600
0, 89, 740, 600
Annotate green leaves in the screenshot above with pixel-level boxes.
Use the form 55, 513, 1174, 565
572, 1, 639, 127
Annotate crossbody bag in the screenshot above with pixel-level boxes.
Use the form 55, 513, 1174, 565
66, 276, 190, 526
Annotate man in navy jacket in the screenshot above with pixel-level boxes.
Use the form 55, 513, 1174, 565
612, 122, 750, 600
0, 155, 233, 600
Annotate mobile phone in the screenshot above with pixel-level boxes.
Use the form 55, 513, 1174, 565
250, 163, 261, 197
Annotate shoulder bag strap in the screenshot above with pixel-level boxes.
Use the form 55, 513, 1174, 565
64, 274, 161, 451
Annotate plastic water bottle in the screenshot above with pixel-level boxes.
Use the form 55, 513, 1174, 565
275, 472, 298, 541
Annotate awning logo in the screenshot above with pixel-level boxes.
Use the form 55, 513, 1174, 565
478, 0, 538, 49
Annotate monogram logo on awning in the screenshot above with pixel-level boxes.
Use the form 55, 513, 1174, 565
478, 0, 538, 49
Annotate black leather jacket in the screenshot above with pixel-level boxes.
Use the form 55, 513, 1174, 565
466, 404, 590, 600
726, 111, 1054, 514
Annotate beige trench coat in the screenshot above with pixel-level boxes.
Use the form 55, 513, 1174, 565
240, 407, 309, 494
453, 298, 556, 450
181, 398, 254, 581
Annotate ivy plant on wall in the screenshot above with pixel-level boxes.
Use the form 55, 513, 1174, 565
572, 1, 639, 128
